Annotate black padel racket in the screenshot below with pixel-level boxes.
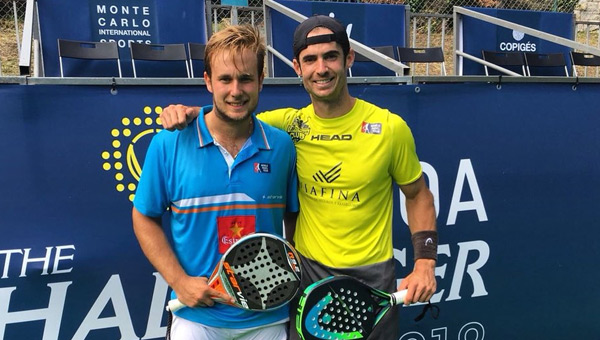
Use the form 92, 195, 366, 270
167, 232, 302, 312
297, 275, 407, 340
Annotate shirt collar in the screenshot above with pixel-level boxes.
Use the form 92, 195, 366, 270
195, 105, 271, 150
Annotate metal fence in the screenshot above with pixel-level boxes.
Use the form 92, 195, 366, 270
205, 0, 265, 36
204, 0, 584, 27
0, 0, 26, 76
1, 0, 599, 76
396, 0, 579, 13
207, 0, 598, 75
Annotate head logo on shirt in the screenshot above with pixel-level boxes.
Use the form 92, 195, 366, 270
101, 105, 163, 202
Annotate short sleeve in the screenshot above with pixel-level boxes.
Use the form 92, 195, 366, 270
132, 132, 171, 217
388, 114, 423, 186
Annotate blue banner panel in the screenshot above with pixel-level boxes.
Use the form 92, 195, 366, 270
270, 0, 406, 76
1, 81, 599, 339
37, 0, 207, 77
461, 7, 574, 75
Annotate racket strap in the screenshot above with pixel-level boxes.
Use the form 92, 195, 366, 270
165, 310, 173, 340
414, 301, 440, 322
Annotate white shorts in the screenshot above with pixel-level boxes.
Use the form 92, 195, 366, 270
170, 314, 288, 340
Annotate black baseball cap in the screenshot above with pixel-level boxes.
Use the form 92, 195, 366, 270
292, 15, 350, 59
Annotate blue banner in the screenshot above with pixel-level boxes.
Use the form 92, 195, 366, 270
88, 0, 158, 47
461, 7, 574, 75
1, 81, 599, 339
270, 0, 406, 77
37, 0, 207, 77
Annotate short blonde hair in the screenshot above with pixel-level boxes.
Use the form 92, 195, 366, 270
204, 25, 265, 77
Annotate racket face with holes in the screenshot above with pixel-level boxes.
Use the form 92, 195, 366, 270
297, 276, 392, 340
208, 232, 302, 311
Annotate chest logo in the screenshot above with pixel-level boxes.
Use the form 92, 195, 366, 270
287, 117, 310, 143
310, 134, 353, 141
313, 162, 342, 183
254, 163, 271, 173
361, 122, 382, 134
217, 215, 255, 254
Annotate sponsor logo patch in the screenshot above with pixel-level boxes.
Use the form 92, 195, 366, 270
254, 162, 271, 173
361, 122, 382, 134
217, 215, 255, 253
313, 162, 342, 183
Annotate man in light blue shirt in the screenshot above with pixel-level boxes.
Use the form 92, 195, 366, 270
132, 25, 298, 340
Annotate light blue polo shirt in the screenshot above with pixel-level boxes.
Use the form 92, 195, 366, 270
133, 105, 299, 328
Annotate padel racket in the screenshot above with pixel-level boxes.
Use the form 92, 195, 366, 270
297, 275, 406, 340
167, 232, 302, 312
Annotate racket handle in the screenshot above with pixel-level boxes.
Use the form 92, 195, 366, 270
166, 299, 186, 312
166, 296, 229, 312
391, 289, 408, 305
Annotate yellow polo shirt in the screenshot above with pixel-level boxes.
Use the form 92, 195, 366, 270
258, 99, 422, 267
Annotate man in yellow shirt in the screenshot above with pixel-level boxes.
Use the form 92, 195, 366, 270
160, 15, 437, 339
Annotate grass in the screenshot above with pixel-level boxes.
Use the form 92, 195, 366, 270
409, 18, 455, 75
574, 30, 600, 76
1, 18, 23, 76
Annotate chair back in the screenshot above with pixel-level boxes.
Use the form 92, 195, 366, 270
570, 51, 600, 77
129, 42, 190, 78
188, 43, 206, 78
481, 50, 526, 76
354, 46, 396, 62
58, 39, 121, 77
397, 47, 446, 75
351, 45, 398, 77
524, 52, 569, 76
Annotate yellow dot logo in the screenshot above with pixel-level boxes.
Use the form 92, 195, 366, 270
101, 106, 162, 202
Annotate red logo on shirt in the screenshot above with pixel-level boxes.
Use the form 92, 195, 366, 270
217, 215, 256, 253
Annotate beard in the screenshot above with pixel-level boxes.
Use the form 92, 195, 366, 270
212, 101, 256, 124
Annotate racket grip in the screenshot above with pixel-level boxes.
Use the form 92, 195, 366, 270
166, 299, 186, 312
391, 289, 408, 305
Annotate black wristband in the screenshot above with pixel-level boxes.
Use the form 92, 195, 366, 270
412, 230, 438, 260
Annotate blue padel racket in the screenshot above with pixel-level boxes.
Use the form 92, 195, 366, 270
167, 233, 302, 312
297, 275, 407, 340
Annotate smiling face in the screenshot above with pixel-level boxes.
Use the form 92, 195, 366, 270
204, 48, 263, 123
293, 27, 354, 104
